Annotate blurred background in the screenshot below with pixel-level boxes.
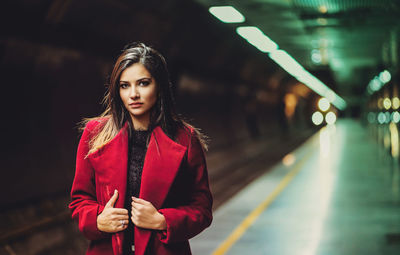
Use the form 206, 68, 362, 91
0, 0, 399, 254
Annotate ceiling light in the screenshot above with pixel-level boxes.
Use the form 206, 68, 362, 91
383, 98, 392, 110
269, 50, 305, 76
379, 70, 391, 83
385, 112, 391, 123
392, 112, 400, 123
378, 112, 385, 124
319, 5, 328, 13
292, 69, 346, 110
236, 26, 278, 53
392, 97, 400, 109
311, 49, 322, 64
210, 13, 346, 110
318, 98, 330, 111
209, 6, 245, 23
325, 112, 337, 125
367, 70, 391, 94
312, 111, 324, 125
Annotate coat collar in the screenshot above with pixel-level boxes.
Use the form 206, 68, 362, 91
89, 122, 188, 207
140, 125, 188, 207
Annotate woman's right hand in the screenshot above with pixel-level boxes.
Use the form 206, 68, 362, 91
97, 190, 129, 233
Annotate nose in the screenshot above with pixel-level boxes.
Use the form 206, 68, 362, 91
129, 85, 139, 99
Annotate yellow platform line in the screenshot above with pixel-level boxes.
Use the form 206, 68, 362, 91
212, 149, 314, 255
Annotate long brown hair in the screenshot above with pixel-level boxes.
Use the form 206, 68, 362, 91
81, 42, 208, 155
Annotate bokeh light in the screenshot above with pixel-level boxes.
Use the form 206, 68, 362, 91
383, 98, 391, 110
312, 111, 324, 125
325, 112, 337, 125
318, 97, 330, 112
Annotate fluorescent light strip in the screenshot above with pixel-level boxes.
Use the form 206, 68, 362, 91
269, 49, 304, 76
270, 50, 346, 110
236, 26, 278, 53
209, 6, 245, 23
209, 6, 347, 110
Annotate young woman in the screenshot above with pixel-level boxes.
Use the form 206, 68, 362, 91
69, 42, 213, 255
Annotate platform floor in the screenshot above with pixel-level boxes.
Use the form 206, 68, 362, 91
191, 119, 400, 255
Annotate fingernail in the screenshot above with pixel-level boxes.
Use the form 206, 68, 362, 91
114, 189, 117, 194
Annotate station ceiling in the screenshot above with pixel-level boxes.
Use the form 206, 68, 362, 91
194, 0, 400, 104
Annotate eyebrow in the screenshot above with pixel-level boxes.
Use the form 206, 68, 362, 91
119, 77, 152, 83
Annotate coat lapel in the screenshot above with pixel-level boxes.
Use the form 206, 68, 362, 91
88, 122, 129, 209
139, 126, 187, 207
135, 126, 187, 255
88, 122, 129, 255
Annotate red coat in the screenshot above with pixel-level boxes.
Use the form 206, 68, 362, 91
69, 119, 213, 255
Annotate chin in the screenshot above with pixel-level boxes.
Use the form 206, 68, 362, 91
129, 110, 148, 117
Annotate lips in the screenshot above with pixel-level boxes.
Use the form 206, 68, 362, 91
129, 102, 143, 108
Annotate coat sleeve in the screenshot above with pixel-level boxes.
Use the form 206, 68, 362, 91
68, 120, 109, 240
157, 129, 213, 244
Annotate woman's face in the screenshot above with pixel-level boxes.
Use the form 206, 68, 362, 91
119, 63, 158, 127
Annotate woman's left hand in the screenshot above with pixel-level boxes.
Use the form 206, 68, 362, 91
131, 197, 167, 230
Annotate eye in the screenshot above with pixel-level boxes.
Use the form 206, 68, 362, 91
119, 83, 129, 89
138, 80, 150, 86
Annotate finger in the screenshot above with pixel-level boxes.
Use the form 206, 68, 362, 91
132, 196, 148, 204
114, 215, 130, 221
131, 202, 145, 211
108, 213, 129, 221
111, 208, 129, 215
116, 219, 129, 230
131, 201, 139, 209
121, 223, 128, 230
118, 219, 129, 226
105, 189, 118, 208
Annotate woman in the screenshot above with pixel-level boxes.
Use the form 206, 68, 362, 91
69, 42, 213, 255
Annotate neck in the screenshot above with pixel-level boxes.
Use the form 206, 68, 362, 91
130, 113, 150, 131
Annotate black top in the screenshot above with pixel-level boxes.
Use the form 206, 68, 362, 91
123, 129, 150, 255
